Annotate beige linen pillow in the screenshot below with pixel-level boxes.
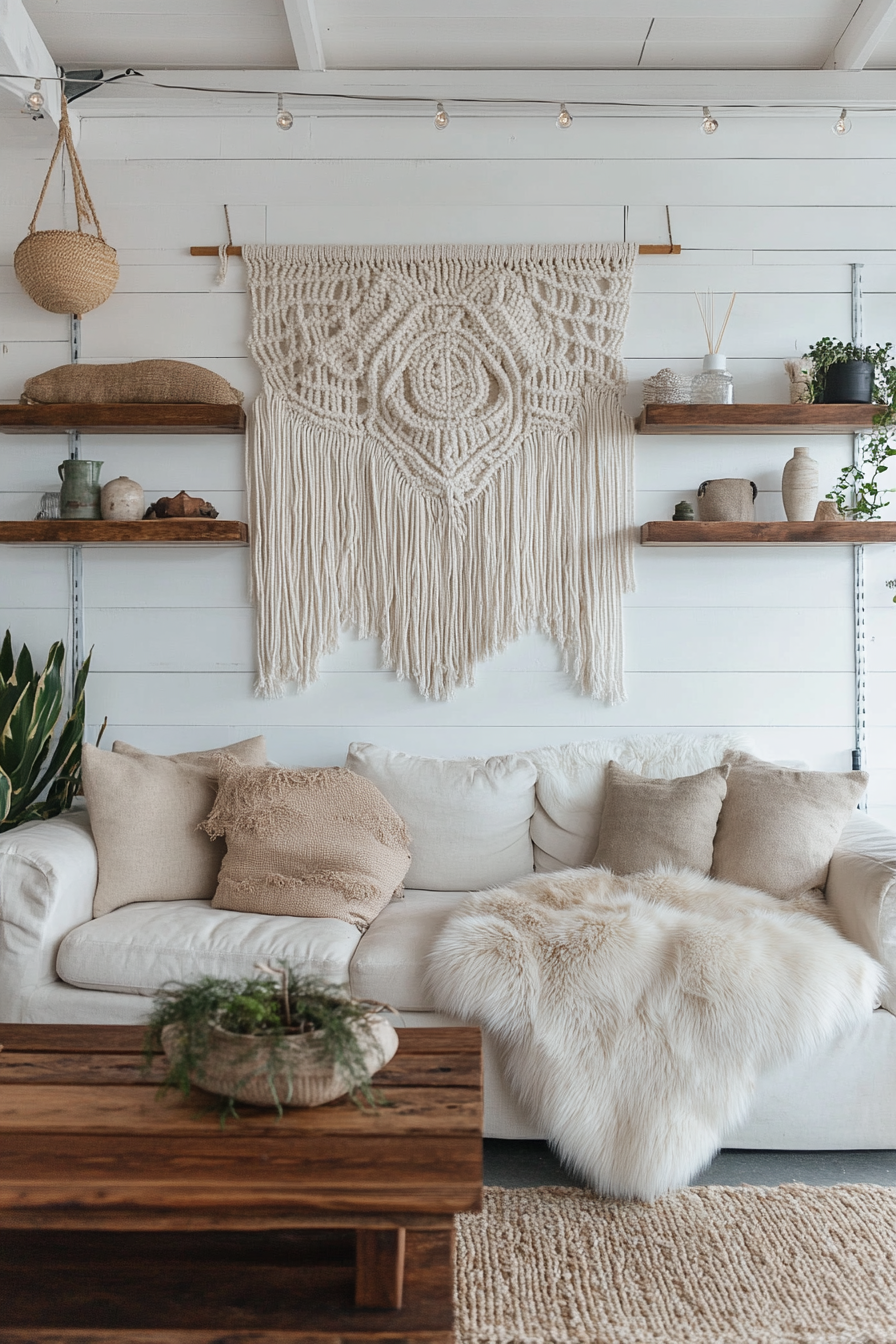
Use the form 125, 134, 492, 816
84, 736, 267, 917
203, 758, 412, 930
22, 360, 243, 406
711, 751, 869, 898
592, 761, 730, 876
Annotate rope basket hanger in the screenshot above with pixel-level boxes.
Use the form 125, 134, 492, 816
14, 95, 119, 316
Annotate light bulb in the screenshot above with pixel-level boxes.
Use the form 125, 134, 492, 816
434, 101, 449, 129
833, 108, 852, 136
556, 103, 573, 129
276, 94, 293, 130
701, 106, 719, 135
26, 81, 43, 112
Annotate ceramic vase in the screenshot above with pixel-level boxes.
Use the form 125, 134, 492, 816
101, 475, 144, 521
58, 459, 103, 520
781, 447, 819, 521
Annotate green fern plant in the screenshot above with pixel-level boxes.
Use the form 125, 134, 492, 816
0, 630, 92, 832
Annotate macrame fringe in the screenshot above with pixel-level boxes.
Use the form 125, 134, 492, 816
248, 387, 634, 703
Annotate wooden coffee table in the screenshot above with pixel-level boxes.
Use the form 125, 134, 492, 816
0, 1024, 482, 1342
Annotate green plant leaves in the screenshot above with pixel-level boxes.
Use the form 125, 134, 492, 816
0, 631, 93, 833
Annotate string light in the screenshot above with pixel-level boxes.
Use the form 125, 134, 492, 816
701, 106, 719, 134
556, 103, 573, 128
26, 80, 43, 111
434, 101, 449, 129
833, 107, 852, 136
275, 93, 293, 130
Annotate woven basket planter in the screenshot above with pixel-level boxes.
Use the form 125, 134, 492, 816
161, 1015, 399, 1109
14, 95, 118, 316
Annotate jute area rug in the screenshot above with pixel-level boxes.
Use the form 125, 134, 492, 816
455, 1185, 896, 1344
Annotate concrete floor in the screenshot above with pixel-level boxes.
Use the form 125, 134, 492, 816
483, 1140, 896, 1188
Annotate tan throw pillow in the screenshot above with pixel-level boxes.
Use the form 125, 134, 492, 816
84, 736, 267, 917
203, 758, 412, 930
591, 761, 730, 876
21, 360, 244, 406
711, 751, 869, 898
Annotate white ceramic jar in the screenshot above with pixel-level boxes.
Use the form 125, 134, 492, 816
100, 475, 144, 521
781, 447, 819, 521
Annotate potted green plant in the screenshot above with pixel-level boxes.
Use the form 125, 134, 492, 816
805, 338, 883, 404
803, 340, 896, 519
0, 630, 93, 832
146, 965, 398, 1121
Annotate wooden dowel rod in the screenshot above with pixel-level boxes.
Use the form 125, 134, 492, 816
191, 244, 681, 257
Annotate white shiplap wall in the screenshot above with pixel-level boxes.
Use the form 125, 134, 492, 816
1, 110, 894, 821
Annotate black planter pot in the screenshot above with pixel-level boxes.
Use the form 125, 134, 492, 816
823, 360, 874, 403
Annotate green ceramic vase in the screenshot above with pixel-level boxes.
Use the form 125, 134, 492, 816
58, 459, 103, 520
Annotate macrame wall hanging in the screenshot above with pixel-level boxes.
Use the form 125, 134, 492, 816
244, 242, 637, 703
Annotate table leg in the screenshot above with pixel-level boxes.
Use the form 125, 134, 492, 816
355, 1226, 407, 1309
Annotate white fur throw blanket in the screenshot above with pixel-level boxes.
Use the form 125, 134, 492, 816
243, 242, 636, 702
428, 867, 882, 1200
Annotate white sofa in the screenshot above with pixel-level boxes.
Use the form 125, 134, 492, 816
2, 734, 896, 1151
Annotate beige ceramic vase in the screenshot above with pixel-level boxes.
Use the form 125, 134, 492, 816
100, 475, 144, 521
781, 447, 819, 521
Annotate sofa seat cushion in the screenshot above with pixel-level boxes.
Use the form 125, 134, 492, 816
56, 900, 363, 997
349, 891, 466, 1011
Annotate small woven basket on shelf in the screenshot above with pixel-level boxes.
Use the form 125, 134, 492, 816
14, 95, 118, 315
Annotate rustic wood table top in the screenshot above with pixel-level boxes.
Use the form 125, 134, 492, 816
0, 1023, 483, 1342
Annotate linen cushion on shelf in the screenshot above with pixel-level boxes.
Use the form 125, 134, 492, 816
83, 736, 268, 918
21, 360, 244, 406
56, 900, 362, 996
591, 761, 730, 876
205, 757, 411, 930
345, 742, 537, 890
526, 733, 748, 872
712, 751, 869, 899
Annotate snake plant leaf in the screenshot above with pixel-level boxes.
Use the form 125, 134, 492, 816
0, 630, 13, 685
3, 644, 65, 809
11, 639, 34, 691
29, 647, 93, 811
0, 766, 10, 825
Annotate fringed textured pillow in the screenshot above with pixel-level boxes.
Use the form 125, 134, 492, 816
202, 757, 411, 930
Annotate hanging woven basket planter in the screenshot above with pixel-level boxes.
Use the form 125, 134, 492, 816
14, 95, 118, 316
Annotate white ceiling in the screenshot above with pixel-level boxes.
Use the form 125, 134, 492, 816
19, 0, 896, 72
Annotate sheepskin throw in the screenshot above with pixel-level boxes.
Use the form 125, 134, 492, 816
428, 866, 882, 1199
243, 243, 637, 701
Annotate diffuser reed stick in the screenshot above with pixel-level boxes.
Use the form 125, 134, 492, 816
694, 291, 737, 353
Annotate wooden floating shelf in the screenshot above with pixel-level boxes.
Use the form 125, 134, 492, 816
0, 404, 246, 435
0, 520, 248, 545
636, 404, 887, 435
641, 520, 896, 546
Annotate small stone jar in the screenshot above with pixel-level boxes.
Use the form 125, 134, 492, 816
101, 475, 144, 521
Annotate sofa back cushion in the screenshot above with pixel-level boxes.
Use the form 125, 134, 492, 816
527, 733, 747, 872
592, 761, 730, 876
83, 736, 268, 916
345, 742, 537, 890
204, 757, 411, 930
712, 751, 869, 898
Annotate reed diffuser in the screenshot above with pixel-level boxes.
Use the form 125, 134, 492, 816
692, 291, 737, 404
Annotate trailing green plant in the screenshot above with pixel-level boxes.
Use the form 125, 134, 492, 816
0, 630, 93, 832
144, 968, 392, 1123
803, 339, 896, 519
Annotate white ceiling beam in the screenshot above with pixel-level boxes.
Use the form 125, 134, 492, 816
282, 0, 326, 72
824, 0, 896, 70
0, 0, 61, 124
56, 67, 896, 117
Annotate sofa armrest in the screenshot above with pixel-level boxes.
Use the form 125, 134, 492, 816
0, 804, 97, 1021
826, 812, 896, 1015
